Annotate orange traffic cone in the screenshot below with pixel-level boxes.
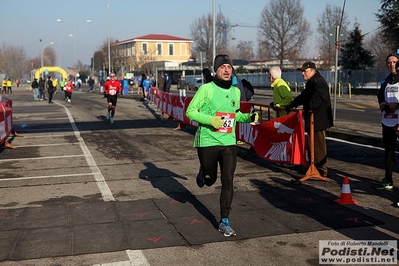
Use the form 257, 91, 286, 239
335, 176, 358, 205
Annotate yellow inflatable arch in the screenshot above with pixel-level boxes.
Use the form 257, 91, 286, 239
35, 66, 68, 80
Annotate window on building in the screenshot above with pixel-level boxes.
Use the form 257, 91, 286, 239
180, 43, 186, 55
157, 43, 162, 55
142, 43, 148, 55
169, 43, 174, 56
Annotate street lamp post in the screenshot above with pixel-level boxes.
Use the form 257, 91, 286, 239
56, 19, 91, 72
41, 41, 54, 79
105, 0, 112, 75
58, 34, 73, 69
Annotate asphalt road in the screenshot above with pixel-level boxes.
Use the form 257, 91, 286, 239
0, 86, 398, 266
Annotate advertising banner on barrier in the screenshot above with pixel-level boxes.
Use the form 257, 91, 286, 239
0, 97, 13, 144
150, 88, 306, 166
248, 111, 306, 166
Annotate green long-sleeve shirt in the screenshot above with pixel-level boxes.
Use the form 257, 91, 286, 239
271, 78, 293, 117
186, 82, 251, 147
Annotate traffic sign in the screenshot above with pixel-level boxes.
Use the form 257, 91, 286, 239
328, 26, 346, 44
196, 52, 206, 64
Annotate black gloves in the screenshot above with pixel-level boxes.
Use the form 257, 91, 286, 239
269, 102, 275, 110
250, 111, 259, 123
285, 101, 294, 113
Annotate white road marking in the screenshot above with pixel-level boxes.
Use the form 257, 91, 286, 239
0, 155, 84, 162
58, 103, 150, 264
340, 108, 365, 112
90, 250, 150, 266
327, 137, 385, 150
14, 133, 76, 138
7, 143, 78, 148
56, 101, 115, 201
0, 173, 94, 181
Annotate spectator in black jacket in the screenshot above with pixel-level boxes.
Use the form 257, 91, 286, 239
31, 78, 39, 100
202, 68, 213, 83
163, 73, 171, 93
38, 77, 46, 101
88, 76, 95, 91
288, 61, 333, 178
46, 76, 56, 104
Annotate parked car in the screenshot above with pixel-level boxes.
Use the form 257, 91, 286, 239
188, 78, 205, 91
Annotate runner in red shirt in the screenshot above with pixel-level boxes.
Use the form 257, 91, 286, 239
64, 80, 74, 102
104, 73, 122, 124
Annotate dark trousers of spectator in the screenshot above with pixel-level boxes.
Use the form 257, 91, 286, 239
312, 130, 328, 177
48, 92, 54, 103
7, 87, 12, 95
39, 90, 46, 100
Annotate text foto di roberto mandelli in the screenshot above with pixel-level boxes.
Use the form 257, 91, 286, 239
319, 240, 397, 265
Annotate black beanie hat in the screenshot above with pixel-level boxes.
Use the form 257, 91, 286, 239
214, 54, 232, 71
386, 52, 399, 63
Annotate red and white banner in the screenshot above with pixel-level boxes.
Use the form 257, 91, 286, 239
149, 88, 306, 166
0, 97, 13, 144
239, 112, 307, 166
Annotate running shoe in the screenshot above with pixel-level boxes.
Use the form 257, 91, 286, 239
106, 112, 110, 121
196, 167, 204, 188
218, 218, 236, 237
375, 178, 393, 191
110, 117, 114, 124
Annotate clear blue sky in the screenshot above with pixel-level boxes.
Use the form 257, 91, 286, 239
1, 0, 381, 70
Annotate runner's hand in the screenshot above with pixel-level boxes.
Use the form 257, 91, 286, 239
210, 116, 224, 129
250, 112, 259, 123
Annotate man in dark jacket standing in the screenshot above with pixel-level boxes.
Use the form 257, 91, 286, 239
288, 61, 333, 177
163, 73, 171, 93
38, 77, 46, 100
31, 78, 39, 100
46, 76, 56, 104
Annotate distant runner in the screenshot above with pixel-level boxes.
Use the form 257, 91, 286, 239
104, 73, 122, 124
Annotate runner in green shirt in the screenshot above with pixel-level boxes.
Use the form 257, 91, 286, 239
186, 54, 258, 237
59, 78, 67, 101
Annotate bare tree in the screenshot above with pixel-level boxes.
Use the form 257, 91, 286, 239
316, 3, 350, 68
29, 57, 41, 70
256, 41, 272, 60
43, 46, 57, 66
100, 37, 117, 73
235, 41, 255, 61
190, 13, 230, 66
135, 46, 158, 76
258, 0, 310, 68
0, 50, 5, 73
364, 29, 391, 69
1, 43, 29, 80
92, 50, 104, 73
75, 60, 85, 71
